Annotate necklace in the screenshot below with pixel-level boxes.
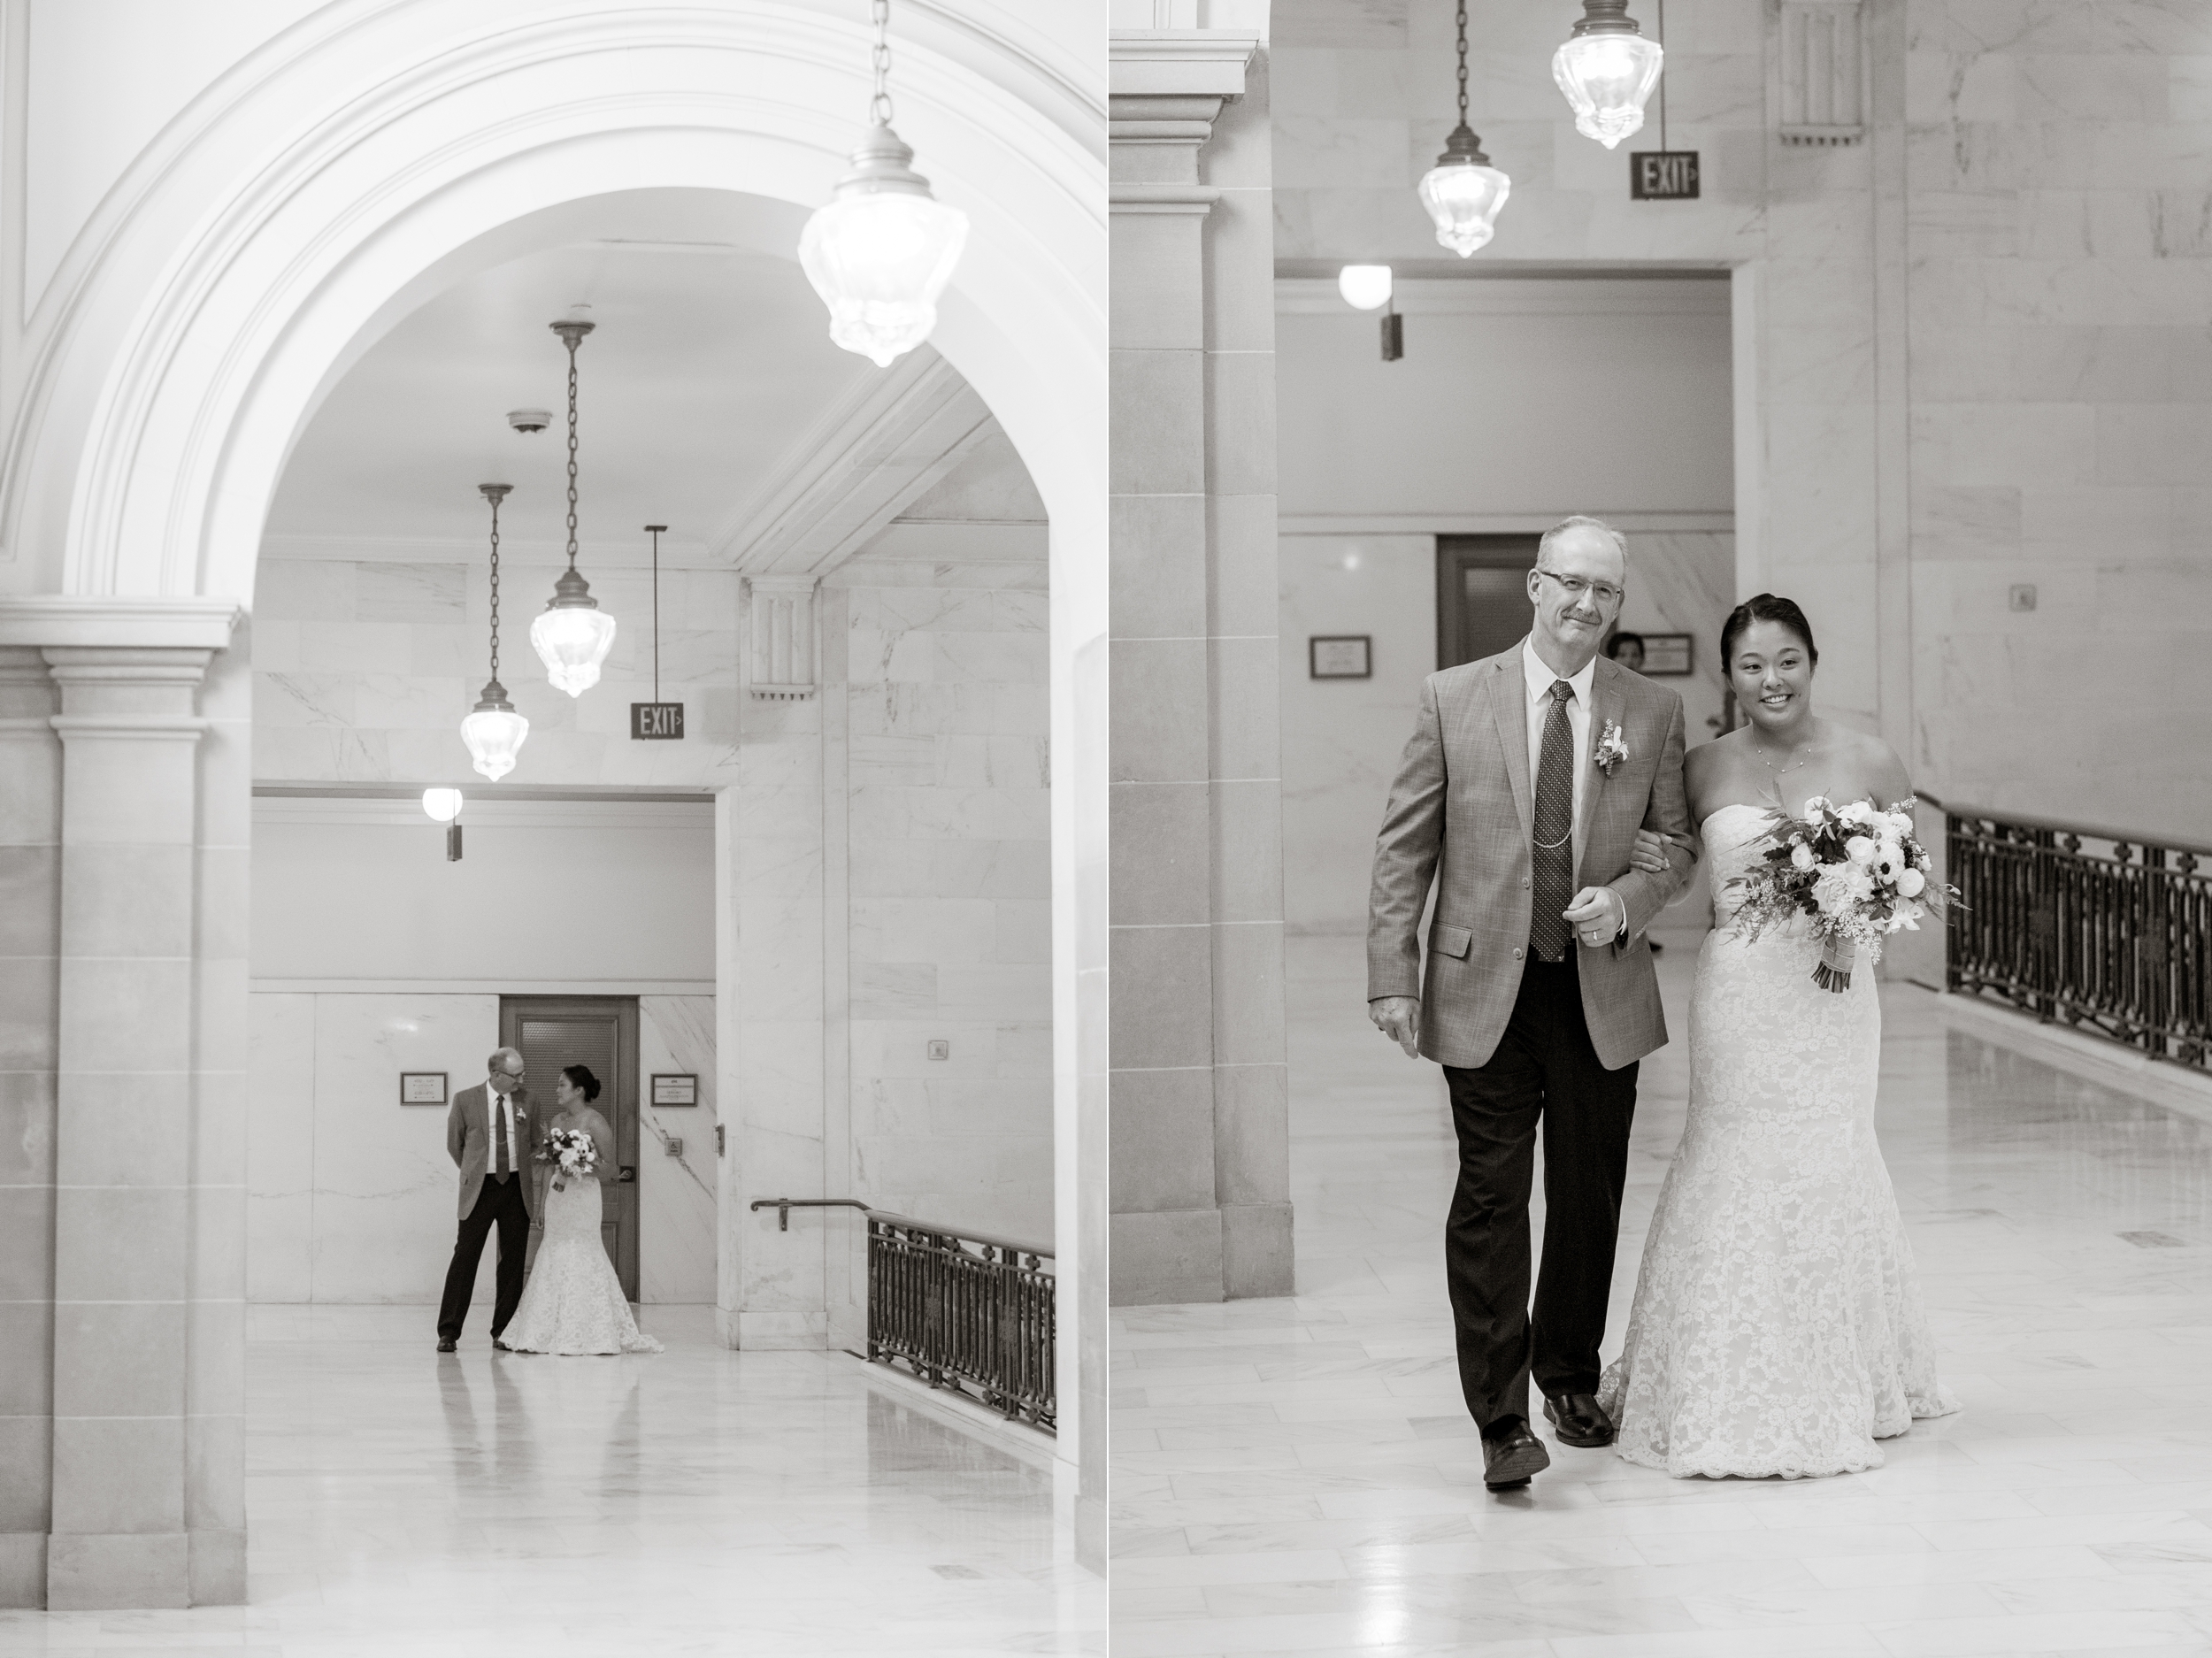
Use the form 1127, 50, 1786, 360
1748, 735, 1815, 776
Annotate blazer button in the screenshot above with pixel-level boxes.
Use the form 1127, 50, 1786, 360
1511, 947, 1524, 961
1520, 878, 1530, 889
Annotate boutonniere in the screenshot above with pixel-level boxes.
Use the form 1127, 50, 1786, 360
1594, 720, 1629, 777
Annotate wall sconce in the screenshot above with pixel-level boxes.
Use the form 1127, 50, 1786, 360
423, 787, 465, 861
1338, 265, 1402, 361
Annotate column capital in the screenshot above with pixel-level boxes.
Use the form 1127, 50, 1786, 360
0, 595, 241, 650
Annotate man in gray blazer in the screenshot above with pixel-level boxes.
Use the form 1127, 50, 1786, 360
435, 1047, 534, 1351
1368, 516, 1694, 1491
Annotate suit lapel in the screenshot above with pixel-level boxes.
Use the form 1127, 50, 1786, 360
1487, 647, 1532, 838
1574, 663, 1624, 881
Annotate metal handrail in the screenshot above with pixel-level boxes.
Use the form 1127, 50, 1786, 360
1924, 793, 2212, 861
749, 1196, 1053, 1261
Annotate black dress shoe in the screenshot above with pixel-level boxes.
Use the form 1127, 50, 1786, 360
1480, 1422, 1551, 1491
436, 1339, 457, 1353
1543, 1392, 1616, 1448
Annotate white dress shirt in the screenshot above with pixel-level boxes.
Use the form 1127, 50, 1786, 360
1520, 638, 1624, 940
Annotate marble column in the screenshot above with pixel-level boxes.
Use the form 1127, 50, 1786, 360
720, 575, 830, 1349
0, 649, 60, 1607
42, 641, 219, 1608
1110, 32, 1291, 1306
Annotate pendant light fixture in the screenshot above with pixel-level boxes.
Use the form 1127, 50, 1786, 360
1418, 1, 1512, 257
1553, 0, 1665, 150
799, 0, 969, 367
529, 319, 618, 696
460, 483, 529, 782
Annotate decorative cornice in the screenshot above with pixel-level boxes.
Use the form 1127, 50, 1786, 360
1109, 32, 1258, 99
0, 599, 240, 649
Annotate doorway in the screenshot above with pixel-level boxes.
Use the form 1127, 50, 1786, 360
1437, 534, 1540, 670
503, 995, 641, 1302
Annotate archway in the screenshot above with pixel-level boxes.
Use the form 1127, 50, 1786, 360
0, 0, 1102, 1608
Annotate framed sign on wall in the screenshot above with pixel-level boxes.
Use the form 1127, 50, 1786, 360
650, 1073, 698, 1107
1309, 635, 1372, 679
1639, 633, 1695, 676
400, 1072, 449, 1105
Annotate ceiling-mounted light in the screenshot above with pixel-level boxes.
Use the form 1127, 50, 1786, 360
1554, 0, 1664, 150
1418, 2, 1511, 257
1338, 265, 1394, 311
529, 320, 618, 697
799, 0, 969, 367
460, 484, 529, 782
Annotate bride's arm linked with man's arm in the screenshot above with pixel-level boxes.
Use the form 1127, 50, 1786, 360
1605, 695, 1698, 944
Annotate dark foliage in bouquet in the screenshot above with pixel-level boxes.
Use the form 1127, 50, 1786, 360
1725, 796, 1962, 993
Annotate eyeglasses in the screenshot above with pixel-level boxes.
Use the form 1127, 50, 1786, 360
1534, 567, 1624, 608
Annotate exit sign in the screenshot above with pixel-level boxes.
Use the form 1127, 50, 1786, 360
1630, 150, 1700, 200
630, 702, 685, 741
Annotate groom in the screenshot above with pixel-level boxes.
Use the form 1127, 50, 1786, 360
436, 1047, 534, 1352
1367, 516, 1694, 1492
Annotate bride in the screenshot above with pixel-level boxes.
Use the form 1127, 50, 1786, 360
1601, 594, 1954, 1478
497, 1063, 663, 1357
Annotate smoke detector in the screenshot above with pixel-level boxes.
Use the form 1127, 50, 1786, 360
507, 409, 551, 434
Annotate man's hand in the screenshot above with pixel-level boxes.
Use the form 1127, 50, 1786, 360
1369, 995, 1421, 1058
1563, 886, 1626, 949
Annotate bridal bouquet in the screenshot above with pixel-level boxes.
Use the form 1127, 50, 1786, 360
537, 1126, 598, 1192
1725, 796, 1958, 993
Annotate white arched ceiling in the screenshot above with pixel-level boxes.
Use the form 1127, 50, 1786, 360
2, 0, 1102, 609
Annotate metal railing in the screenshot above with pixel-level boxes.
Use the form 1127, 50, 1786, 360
749, 1198, 1056, 1434
1945, 803, 2211, 1072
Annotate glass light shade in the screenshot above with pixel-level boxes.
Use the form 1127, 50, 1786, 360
801, 125, 969, 369
421, 787, 465, 824
1337, 265, 1394, 311
1418, 151, 1512, 257
530, 603, 617, 697
1552, 30, 1664, 150
460, 704, 528, 782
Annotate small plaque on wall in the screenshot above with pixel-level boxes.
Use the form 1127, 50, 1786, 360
1639, 633, 1695, 675
651, 1073, 698, 1107
400, 1072, 448, 1106
631, 702, 685, 740
1310, 635, 1372, 679
1630, 150, 1701, 199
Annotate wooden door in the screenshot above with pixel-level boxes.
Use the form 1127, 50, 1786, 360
1436, 534, 1540, 671
500, 995, 641, 1302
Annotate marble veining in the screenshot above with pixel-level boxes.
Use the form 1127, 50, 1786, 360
0, 1306, 1101, 1653
1110, 933, 2212, 1654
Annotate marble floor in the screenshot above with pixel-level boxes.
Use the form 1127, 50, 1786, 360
1112, 933, 2212, 1657
2, 1307, 1099, 1655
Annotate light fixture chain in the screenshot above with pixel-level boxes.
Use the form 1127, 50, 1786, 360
1455, 0, 1469, 126
870, 0, 894, 127
564, 334, 580, 573
488, 492, 502, 679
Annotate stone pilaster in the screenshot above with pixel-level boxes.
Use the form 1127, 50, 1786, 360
43, 644, 215, 1609
1109, 32, 1290, 1306
0, 649, 60, 1608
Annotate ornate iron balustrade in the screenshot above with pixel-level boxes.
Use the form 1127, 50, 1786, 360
1945, 804, 2211, 1072
749, 1198, 1056, 1433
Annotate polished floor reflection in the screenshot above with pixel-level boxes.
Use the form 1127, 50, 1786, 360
1, 1308, 1097, 1655
1113, 933, 2212, 1656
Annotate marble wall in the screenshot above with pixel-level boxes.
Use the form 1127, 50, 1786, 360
1271, 0, 2212, 846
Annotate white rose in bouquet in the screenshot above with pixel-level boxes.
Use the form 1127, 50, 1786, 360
1895, 865, 1926, 897
1839, 801, 1879, 827
1790, 842, 1816, 871
1813, 863, 1859, 916
1845, 834, 1877, 865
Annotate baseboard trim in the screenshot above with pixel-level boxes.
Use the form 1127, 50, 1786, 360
1926, 987, 2212, 1127
847, 1352, 1058, 1470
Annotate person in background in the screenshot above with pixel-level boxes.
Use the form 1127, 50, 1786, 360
1605, 631, 1646, 674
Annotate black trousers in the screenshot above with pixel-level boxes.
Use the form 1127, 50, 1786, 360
437, 1173, 530, 1341
1442, 954, 1638, 1436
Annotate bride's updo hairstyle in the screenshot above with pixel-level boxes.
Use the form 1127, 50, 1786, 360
1720, 593, 1819, 673
560, 1063, 602, 1102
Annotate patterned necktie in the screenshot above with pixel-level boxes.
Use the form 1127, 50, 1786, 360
1530, 679, 1575, 963
494, 1092, 510, 1178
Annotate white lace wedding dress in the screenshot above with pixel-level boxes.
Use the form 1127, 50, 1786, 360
1596, 802, 1955, 1478
500, 1172, 662, 1356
